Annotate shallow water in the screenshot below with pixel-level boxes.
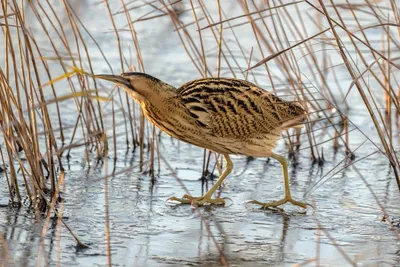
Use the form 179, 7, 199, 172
1, 1, 400, 266
2, 135, 400, 266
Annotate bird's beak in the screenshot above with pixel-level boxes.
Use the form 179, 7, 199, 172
95, 74, 131, 89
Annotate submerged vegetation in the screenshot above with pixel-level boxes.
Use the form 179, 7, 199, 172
1, 0, 400, 266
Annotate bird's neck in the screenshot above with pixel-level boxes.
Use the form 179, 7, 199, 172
139, 94, 176, 117
139, 97, 182, 136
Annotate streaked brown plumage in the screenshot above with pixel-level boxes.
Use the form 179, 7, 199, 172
96, 72, 307, 209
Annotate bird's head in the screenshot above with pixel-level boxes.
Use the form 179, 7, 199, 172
95, 72, 175, 103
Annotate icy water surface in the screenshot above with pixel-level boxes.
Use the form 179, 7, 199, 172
1, 134, 400, 266
1, 0, 400, 266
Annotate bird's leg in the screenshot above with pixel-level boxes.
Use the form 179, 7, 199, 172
249, 153, 307, 210
168, 154, 233, 206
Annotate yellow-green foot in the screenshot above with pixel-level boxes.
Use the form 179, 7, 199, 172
249, 196, 307, 210
168, 194, 225, 206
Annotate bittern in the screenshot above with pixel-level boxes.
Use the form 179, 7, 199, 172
96, 72, 307, 209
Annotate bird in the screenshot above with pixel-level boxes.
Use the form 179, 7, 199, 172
95, 72, 307, 209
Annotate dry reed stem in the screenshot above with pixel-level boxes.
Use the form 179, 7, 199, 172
160, 155, 229, 267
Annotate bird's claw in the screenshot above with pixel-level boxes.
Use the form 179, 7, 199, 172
168, 194, 225, 206
247, 197, 307, 211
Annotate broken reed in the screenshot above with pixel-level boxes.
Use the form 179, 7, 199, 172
1, 0, 400, 214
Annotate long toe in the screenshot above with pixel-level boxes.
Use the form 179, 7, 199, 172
288, 198, 307, 209
167, 196, 192, 204
197, 197, 225, 206
249, 197, 307, 210
167, 195, 225, 206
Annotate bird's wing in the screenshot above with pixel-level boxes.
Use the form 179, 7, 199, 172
177, 78, 306, 138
